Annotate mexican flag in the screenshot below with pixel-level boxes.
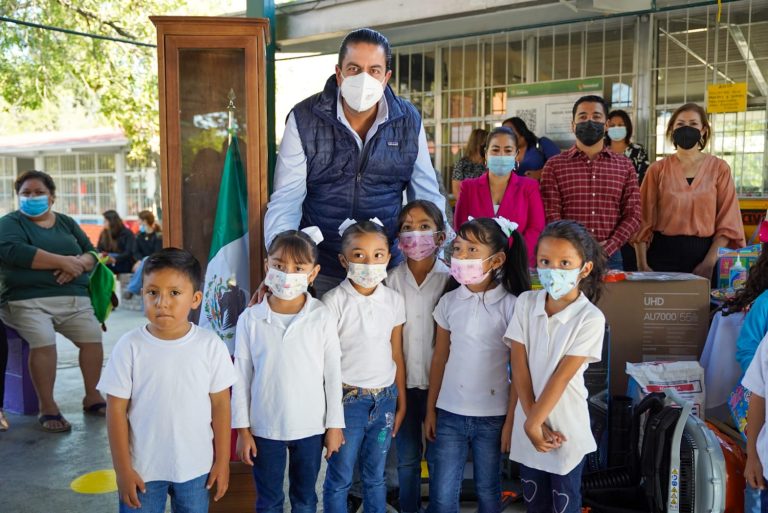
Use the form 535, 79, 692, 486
199, 136, 249, 354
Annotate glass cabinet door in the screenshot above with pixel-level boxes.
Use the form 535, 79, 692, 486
153, 18, 268, 294
173, 46, 248, 272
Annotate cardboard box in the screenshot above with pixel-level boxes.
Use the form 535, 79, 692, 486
716, 244, 761, 289
597, 273, 710, 395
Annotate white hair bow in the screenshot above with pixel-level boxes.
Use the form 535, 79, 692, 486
338, 218, 357, 237
466, 215, 518, 237
337, 217, 385, 237
493, 216, 518, 238
300, 226, 324, 245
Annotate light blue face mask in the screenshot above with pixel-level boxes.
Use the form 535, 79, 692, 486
607, 126, 627, 141
19, 195, 50, 217
537, 266, 583, 300
486, 155, 517, 176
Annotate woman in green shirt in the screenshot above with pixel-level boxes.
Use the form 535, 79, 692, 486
0, 170, 106, 432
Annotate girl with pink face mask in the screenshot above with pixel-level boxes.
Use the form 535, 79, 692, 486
384, 200, 450, 513
425, 217, 530, 513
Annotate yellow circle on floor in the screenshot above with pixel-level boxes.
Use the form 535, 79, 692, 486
70, 469, 117, 494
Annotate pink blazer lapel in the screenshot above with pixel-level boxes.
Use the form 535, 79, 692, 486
477, 173, 497, 218
483, 173, 520, 219
498, 173, 520, 214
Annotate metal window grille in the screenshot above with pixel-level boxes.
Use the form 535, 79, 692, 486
41, 153, 118, 220
391, 0, 767, 196
654, 0, 768, 195
0, 157, 15, 215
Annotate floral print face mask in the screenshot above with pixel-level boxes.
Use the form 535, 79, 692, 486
264, 267, 309, 300
537, 266, 583, 300
346, 262, 388, 289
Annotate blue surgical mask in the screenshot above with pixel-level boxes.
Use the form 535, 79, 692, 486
139, 224, 147, 234
487, 155, 517, 176
537, 267, 583, 300
607, 126, 627, 141
19, 195, 50, 217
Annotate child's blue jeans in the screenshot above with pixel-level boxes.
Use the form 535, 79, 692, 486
397, 387, 433, 513
747, 483, 761, 513
427, 409, 505, 513
118, 473, 209, 513
323, 383, 397, 513
519, 458, 585, 513
252, 434, 323, 513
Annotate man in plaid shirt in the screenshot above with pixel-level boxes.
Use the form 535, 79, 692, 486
540, 95, 641, 270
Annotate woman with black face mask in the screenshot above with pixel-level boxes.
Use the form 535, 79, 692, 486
634, 103, 745, 278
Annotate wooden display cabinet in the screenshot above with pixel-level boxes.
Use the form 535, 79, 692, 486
151, 16, 269, 292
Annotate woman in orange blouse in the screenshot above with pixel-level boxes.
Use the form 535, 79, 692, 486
635, 103, 745, 278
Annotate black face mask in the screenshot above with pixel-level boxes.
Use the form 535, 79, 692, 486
574, 121, 605, 147
673, 126, 702, 150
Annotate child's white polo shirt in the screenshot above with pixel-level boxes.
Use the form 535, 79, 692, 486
432, 283, 517, 417
742, 333, 768, 479
504, 289, 605, 475
97, 323, 236, 483
386, 259, 451, 390
231, 295, 345, 440
322, 279, 406, 389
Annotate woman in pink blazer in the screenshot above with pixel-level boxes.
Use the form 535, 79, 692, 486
454, 127, 545, 267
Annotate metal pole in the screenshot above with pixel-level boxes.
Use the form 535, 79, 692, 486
247, 0, 276, 194
634, 14, 654, 155
115, 152, 128, 218
525, 35, 536, 83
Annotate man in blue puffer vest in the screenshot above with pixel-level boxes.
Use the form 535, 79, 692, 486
263, 28, 447, 296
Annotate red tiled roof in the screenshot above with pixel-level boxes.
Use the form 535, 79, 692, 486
0, 128, 127, 153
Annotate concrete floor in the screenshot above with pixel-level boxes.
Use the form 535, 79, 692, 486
1, 307, 146, 513
0, 307, 524, 513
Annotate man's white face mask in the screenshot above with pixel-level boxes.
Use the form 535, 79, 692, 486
340, 72, 385, 112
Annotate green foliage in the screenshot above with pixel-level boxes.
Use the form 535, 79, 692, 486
0, 0, 185, 162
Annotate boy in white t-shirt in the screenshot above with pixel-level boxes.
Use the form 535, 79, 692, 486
98, 248, 237, 513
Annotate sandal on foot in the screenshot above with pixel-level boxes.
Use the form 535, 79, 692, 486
0, 410, 9, 431
38, 413, 72, 433
83, 402, 107, 417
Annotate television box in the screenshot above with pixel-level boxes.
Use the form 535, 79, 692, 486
596, 272, 710, 395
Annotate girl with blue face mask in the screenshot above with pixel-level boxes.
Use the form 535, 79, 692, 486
504, 220, 607, 513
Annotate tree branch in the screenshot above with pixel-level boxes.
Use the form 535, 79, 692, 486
53, 0, 138, 40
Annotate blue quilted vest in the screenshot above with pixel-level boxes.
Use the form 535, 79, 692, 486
293, 75, 421, 279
